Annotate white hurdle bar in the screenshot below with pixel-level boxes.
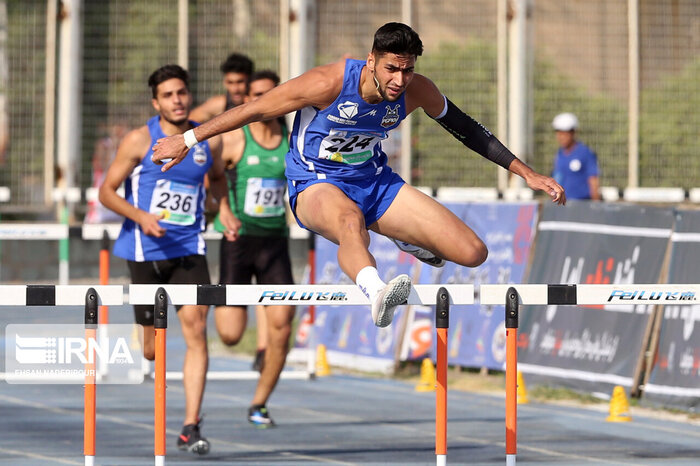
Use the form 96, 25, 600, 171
129, 284, 474, 383
480, 283, 700, 305
0, 224, 80, 286
132, 284, 472, 466
0, 285, 123, 306
128, 283, 474, 306
479, 283, 699, 466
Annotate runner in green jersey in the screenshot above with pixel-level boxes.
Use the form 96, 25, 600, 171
213, 71, 295, 428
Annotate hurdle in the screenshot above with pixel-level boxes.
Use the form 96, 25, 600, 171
153, 288, 168, 466
98, 230, 111, 378
0, 285, 123, 466
480, 283, 700, 465
129, 283, 474, 465
84, 288, 98, 466
0, 223, 70, 284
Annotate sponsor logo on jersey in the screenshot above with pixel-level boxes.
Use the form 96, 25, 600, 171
192, 145, 208, 166
327, 100, 359, 126
357, 109, 377, 118
338, 101, 359, 119
380, 104, 400, 128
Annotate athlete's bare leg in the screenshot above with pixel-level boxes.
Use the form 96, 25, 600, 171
141, 325, 155, 360
254, 305, 268, 351
296, 182, 466, 328
295, 182, 375, 280
177, 304, 209, 425
214, 305, 247, 346
296, 182, 487, 276
370, 184, 488, 267
215, 305, 268, 371
250, 305, 295, 406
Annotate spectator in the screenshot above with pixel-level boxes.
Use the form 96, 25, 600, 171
551, 112, 600, 200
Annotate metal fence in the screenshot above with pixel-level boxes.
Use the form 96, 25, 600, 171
531, 0, 631, 189
532, 0, 700, 190
81, 0, 280, 213
1, 0, 698, 212
2, 0, 47, 209
410, 0, 499, 188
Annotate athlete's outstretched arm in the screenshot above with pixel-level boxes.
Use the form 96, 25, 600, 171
152, 61, 345, 172
406, 75, 566, 205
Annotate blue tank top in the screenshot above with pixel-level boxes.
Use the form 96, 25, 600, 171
113, 116, 213, 261
286, 59, 407, 181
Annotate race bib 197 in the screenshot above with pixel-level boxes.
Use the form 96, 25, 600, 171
318, 130, 385, 165
244, 178, 285, 217
149, 180, 199, 225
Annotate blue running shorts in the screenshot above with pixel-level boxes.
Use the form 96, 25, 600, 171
287, 166, 406, 230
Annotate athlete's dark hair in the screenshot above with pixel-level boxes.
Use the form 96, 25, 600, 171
220, 53, 254, 76
148, 64, 189, 98
371, 22, 423, 58
246, 70, 280, 94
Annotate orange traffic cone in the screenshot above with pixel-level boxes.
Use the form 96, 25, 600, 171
517, 371, 530, 404
606, 385, 632, 422
315, 344, 331, 376
415, 358, 436, 392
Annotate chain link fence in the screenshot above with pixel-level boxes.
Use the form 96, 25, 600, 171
411, 0, 498, 188
532, 0, 630, 189
532, 0, 700, 190
638, 0, 700, 188
1, 0, 698, 212
188, 0, 279, 109
81, 0, 279, 217
1, 0, 47, 209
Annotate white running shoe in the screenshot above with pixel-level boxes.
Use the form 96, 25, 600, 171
371, 274, 412, 328
392, 239, 446, 268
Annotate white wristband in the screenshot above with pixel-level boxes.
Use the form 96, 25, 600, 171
183, 128, 199, 149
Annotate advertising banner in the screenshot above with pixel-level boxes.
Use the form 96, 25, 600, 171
417, 202, 538, 369
644, 209, 700, 410
520, 202, 674, 394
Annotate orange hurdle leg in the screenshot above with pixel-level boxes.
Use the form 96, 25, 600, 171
154, 288, 168, 466
505, 287, 519, 466
435, 288, 449, 466
84, 289, 98, 466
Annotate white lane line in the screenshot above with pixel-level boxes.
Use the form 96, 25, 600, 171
0, 447, 81, 465
203, 385, 623, 464
0, 391, 352, 465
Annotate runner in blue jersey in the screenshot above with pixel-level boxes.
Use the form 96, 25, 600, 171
99, 64, 238, 456
152, 23, 566, 329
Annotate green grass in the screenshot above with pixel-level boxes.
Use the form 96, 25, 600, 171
529, 385, 602, 404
